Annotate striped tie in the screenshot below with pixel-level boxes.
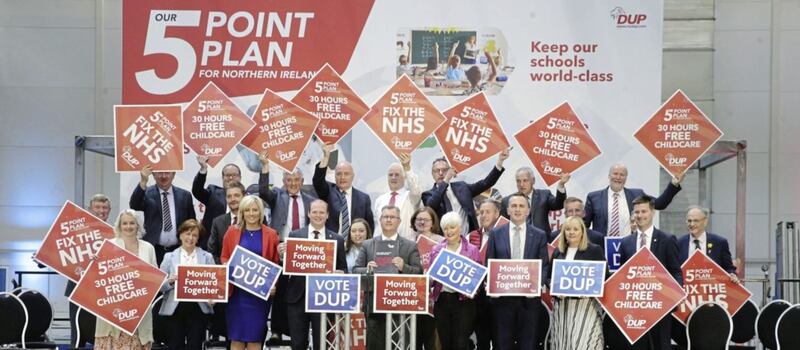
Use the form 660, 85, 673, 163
609, 192, 621, 236
638, 232, 647, 250
161, 192, 172, 232
340, 191, 350, 237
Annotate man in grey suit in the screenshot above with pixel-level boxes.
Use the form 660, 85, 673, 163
257, 151, 316, 240
207, 181, 245, 264
354, 205, 422, 350
500, 167, 569, 232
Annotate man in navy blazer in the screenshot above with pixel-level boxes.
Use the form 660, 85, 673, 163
257, 151, 316, 240
423, 149, 508, 235
501, 167, 568, 232
129, 165, 195, 264
551, 197, 604, 246
283, 200, 347, 350
678, 206, 739, 282
619, 195, 682, 350
313, 144, 374, 239
584, 164, 683, 236
486, 193, 550, 350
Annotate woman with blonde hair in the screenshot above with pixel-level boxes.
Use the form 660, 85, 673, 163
94, 209, 157, 350
549, 216, 606, 350
220, 195, 281, 350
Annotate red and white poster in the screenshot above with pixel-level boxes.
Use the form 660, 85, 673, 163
362, 75, 447, 158
174, 265, 228, 302
514, 102, 602, 186
634, 90, 723, 177
240, 89, 320, 173
486, 259, 542, 297
69, 240, 167, 335
121, 0, 375, 104
598, 248, 686, 344
416, 235, 438, 273
282, 238, 337, 275
435, 92, 511, 173
34, 201, 116, 282
373, 274, 428, 314
114, 105, 184, 172
672, 251, 752, 324
182, 82, 255, 167
291, 63, 369, 144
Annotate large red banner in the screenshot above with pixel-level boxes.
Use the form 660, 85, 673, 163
291, 63, 369, 144
240, 89, 320, 173
114, 105, 185, 172
122, 0, 375, 104
282, 238, 337, 275
69, 240, 167, 335
435, 92, 511, 173
182, 82, 255, 167
34, 201, 116, 282
634, 90, 723, 177
673, 251, 751, 324
362, 75, 447, 158
598, 248, 686, 344
174, 265, 228, 302
514, 102, 601, 186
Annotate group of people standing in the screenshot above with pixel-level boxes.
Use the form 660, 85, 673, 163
66, 141, 739, 350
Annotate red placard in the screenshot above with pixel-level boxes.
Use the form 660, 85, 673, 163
182, 82, 255, 167
362, 75, 447, 158
416, 235, 438, 273
514, 102, 601, 186
291, 63, 369, 144
114, 105, 185, 172
373, 274, 428, 314
486, 259, 542, 297
634, 90, 723, 177
435, 92, 511, 173
69, 240, 167, 335
34, 201, 116, 282
598, 248, 686, 344
240, 89, 320, 173
672, 251, 752, 324
174, 265, 228, 302
283, 238, 337, 275
122, 0, 375, 104
548, 233, 561, 259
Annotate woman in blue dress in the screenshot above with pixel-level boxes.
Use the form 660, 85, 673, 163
220, 195, 281, 350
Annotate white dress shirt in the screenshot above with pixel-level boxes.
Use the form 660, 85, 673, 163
637, 225, 655, 251
180, 247, 198, 265
159, 187, 178, 247
607, 189, 631, 236
338, 188, 353, 234
508, 223, 527, 259
282, 194, 307, 239
688, 232, 707, 255
308, 225, 325, 240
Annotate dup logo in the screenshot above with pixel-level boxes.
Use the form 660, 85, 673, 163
610, 7, 648, 28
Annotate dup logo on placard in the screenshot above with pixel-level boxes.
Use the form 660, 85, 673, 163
427, 249, 487, 298
227, 245, 282, 300
305, 274, 360, 313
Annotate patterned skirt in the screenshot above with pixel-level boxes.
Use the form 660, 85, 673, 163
550, 297, 604, 350
94, 333, 150, 350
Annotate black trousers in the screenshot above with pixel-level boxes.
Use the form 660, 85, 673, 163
287, 301, 321, 350
434, 292, 476, 350
492, 297, 542, 350
68, 301, 95, 347
366, 313, 387, 350
473, 289, 494, 350
167, 302, 208, 350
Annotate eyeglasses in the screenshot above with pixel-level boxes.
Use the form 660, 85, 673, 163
381, 216, 400, 221
415, 218, 431, 223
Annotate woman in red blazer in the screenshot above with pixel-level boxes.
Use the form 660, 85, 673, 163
220, 195, 280, 350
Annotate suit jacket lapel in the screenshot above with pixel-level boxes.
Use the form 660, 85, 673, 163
523, 226, 534, 259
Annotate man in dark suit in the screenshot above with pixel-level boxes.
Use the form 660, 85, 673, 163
313, 144, 374, 239
501, 167, 568, 232
468, 198, 502, 350
257, 151, 316, 240
192, 155, 244, 249
284, 200, 347, 350
550, 197, 604, 246
129, 165, 195, 264
619, 195, 682, 350
423, 149, 508, 235
207, 181, 245, 264
354, 205, 422, 350
584, 163, 684, 236
486, 193, 551, 350
678, 206, 739, 282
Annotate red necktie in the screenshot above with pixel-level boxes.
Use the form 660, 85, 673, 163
389, 191, 398, 206
232, 216, 237, 225
291, 195, 300, 231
